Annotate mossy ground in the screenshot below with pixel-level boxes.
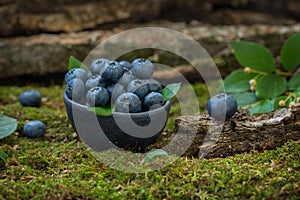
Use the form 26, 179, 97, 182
0, 83, 299, 199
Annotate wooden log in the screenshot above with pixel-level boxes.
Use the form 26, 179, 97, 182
1, 23, 300, 79
146, 105, 300, 158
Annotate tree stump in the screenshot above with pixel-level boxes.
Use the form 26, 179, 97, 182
146, 105, 300, 158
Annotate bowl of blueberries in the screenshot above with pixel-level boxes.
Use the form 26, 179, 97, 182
64, 58, 174, 152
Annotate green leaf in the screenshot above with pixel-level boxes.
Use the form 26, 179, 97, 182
256, 75, 287, 99
231, 92, 258, 108
273, 96, 293, 110
247, 100, 274, 115
143, 149, 169, 163
281, 34, 300, 71
296, 91, 300, 97
224, 70, 256, 93
233, 41, 276, 73
0, 114, 17, 140
0, 149, 9, 163
87, 105, 114, 116
68, 56, 89, 72
162, 83, 182, 101
288, 73, 300, 91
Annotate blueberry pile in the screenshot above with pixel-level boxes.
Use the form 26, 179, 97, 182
65, 58, 165, 113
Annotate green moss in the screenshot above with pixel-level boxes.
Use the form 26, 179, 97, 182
0, 85, 299, 199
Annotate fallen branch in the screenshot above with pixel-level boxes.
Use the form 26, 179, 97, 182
147, 105, 300, 158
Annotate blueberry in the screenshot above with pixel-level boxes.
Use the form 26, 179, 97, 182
97, 76, 109, 88
19, 90, 41, 107
115, 92, 142, 113
85, 75, 107, 91
118, 70, 136, 86
102, 61, 124, 83
66, 78, 85, 104
86, 86, 109, 107
85, 75, 101, 91
90, 58, 111, 75
143, 92, 164, 111
87, 71, 93, 79
127, 79, 149, 99
119, 60, 131, 71
206, 93, 237, 121
65, 68, 88, 83
24, 120, 46, 138
131, 58, 154, 79
145, 79, 162, 93
106, 83, 126, 103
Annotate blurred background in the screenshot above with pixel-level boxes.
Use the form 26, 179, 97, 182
0, 0, 299, 84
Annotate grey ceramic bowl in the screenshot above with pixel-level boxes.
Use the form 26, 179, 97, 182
64, 92, 171, 152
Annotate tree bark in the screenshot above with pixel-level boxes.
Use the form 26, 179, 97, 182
1, 24, 299, 79
147, 105, 300, 158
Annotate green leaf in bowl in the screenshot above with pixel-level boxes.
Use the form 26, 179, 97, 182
68, 56, 89, 72
87, 105, 115, 116
162, 83, 182, 101
0, 114, 17, 140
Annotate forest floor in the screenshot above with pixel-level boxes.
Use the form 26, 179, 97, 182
0, 83, 299, 199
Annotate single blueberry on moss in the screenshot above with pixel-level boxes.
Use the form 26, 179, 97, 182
19, 90, 41, 107
24, 120, 46, 138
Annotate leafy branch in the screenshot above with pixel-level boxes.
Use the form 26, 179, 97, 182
225, 33, 300, 114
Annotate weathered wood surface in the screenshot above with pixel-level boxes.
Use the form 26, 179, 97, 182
1, 23, 300, 79
1, 0, 298, 37
146, 105, 300, 158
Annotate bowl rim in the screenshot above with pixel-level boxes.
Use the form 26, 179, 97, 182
64, 91, 171, 117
